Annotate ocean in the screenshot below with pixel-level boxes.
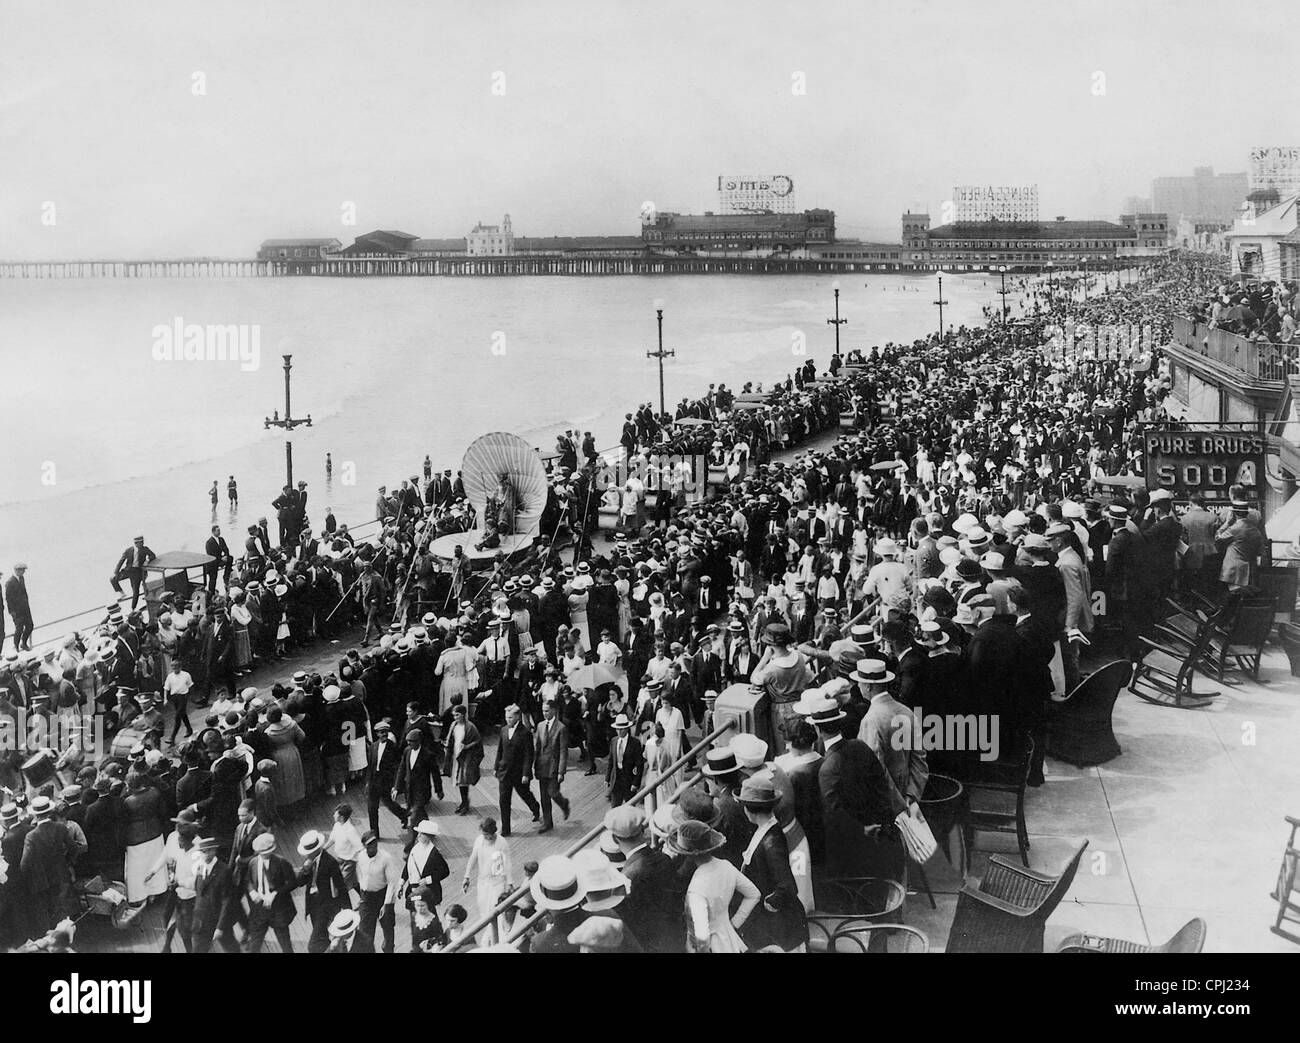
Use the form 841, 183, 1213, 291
0, 270, 1012, 634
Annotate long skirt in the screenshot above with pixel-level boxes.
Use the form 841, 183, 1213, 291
324, 751, 350, 790
233, 626, 253, 669
124, 836, 168, 903
271, 745, 306, 805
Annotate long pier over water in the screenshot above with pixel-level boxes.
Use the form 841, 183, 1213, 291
0, 254, 898, 279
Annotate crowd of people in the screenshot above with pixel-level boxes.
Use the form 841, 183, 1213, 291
0, 253, 1280, 953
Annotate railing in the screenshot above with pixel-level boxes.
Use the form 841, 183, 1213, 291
445, 718, 736, 951
1171, 314, 1298, 382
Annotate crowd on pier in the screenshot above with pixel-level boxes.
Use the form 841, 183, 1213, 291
0, 255, 1278, 953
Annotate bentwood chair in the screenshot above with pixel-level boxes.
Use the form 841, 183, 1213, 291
828, 923, 929, 953
945, 840, 1088, 953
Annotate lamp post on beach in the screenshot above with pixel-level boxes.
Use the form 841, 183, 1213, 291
263, 354, 312, 488
647, 298, 673, 419
996, 265, 1010, 321
827, 280, 847, 357
933, 272, 949, 340
1046, 260, 1054, 298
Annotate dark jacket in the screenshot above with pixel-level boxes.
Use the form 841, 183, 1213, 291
620, 845, 688, 953
740, 823, 808, 952
297, 851, 349, 921
401, 842, 450, 908
494, 722, 535, 780
818, 736, 904, 878
395, 745, 439, 810
243, 852, 297, 927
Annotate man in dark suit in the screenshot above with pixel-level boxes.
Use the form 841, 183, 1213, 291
665, 660, 701, 730
394, 728, 438, 828
190, 836, 240, 953
5, 563, 33, 652
495, 704, 540, 836
204, 525, 233, 596
532, 699, 569, 832
296, 830, 349, 954
20, 797, 75, 934
811, 699, 905, 882
110, 536, 156, 610
243, 832, 297, 953
606, 714, 644, 807
605, 805, 685, 952
175, 749, 213, 810
366, 720, 407, 835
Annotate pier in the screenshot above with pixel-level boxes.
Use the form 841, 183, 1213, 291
0, 254, 903, 280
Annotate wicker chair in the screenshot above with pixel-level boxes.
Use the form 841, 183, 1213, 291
962, 737, 1034, 868
1057, 917, 1206, 953
1048, 660, 1131, 767
944, 840, 1088, 953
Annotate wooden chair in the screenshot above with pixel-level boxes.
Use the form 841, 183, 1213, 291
1271, 815, 1300, 944
1057, 917, 1206, 953
1048, 660, 1131, 767
1129, 602, 1223, 709
945, 840, 1088, 953
962, 737, 1034, 868
1205, 596, 1277, 683
828, 923, 929, 953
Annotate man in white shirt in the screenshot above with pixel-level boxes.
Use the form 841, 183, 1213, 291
355, 830, 400, 953
163, 660, 195, 745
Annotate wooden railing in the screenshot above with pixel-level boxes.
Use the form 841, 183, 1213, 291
1171, 315, 1298, 382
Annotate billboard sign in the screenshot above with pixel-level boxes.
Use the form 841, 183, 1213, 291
953, 184, 1039, 223
1248, 146, 1300, 196
717, 174, 796, 214
1144, 427, 1267, 507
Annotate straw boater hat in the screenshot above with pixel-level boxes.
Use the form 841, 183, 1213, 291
918, 619, 949, 646
328, 909, 362, 941
297, 830, 326, 856
795, 692, 846, 726
702, 747, 741, 779
573, 850, 630, 912
611, 713, 633, 732
851, 658, 896, 686
598, 832, 627, 864
530, 856, 588, 912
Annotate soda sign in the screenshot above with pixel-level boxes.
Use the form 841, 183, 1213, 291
1144, 429, 1266, 506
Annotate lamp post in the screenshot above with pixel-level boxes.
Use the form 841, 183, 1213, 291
263, 354, 312, 488
996, 265, 1010, 321
646, 298, 674, 419
933, 271, 949, 340
1080, 255, 1090, 299
1046, 260, 1054, 298
826, 280, 847, 357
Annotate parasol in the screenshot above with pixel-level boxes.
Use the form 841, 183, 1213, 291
567, 663, 627, 692
461, 432, 550, 539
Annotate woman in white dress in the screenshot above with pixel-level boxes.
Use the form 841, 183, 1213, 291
668, 821, 759, 953
567, 579, 593, 652
435, 631, 477, 708
463, 817, 513, 945
653, 694, 687, 793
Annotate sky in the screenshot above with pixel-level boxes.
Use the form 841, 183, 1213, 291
2, 0, 1298, 259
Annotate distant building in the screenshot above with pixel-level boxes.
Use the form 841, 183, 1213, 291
514, 236, 646, 257
1151, 166, 1248, 226
641, 209, 835, 256
257, 238, 341, 261
907, 214, 1160, 271
1119, 213, 1170, 248
1223, 193, 1300, 280
341, 230, 421, 256
1122, 195, 1153, 215
412, 238, 468, 257
1173, 216, 1230, 253
809, 240, 904, 268
467, 215, 515, 256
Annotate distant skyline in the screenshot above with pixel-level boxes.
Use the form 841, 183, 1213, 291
2, 0, 1297, 258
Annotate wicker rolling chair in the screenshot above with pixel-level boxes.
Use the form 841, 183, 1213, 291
944, 840, 1088, 953
1057, 917, 1206, 953
1048, 660, 1131, 768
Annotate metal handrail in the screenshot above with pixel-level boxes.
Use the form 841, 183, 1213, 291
446, 719, 735, 951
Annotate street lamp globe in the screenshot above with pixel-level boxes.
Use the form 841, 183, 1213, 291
831, 279, 840, 292
653, 297, 665, 312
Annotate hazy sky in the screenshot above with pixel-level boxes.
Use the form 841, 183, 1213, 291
2, 0, 1297, 259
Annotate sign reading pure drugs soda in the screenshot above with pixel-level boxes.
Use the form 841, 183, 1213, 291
1144, 428, 1266, 506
